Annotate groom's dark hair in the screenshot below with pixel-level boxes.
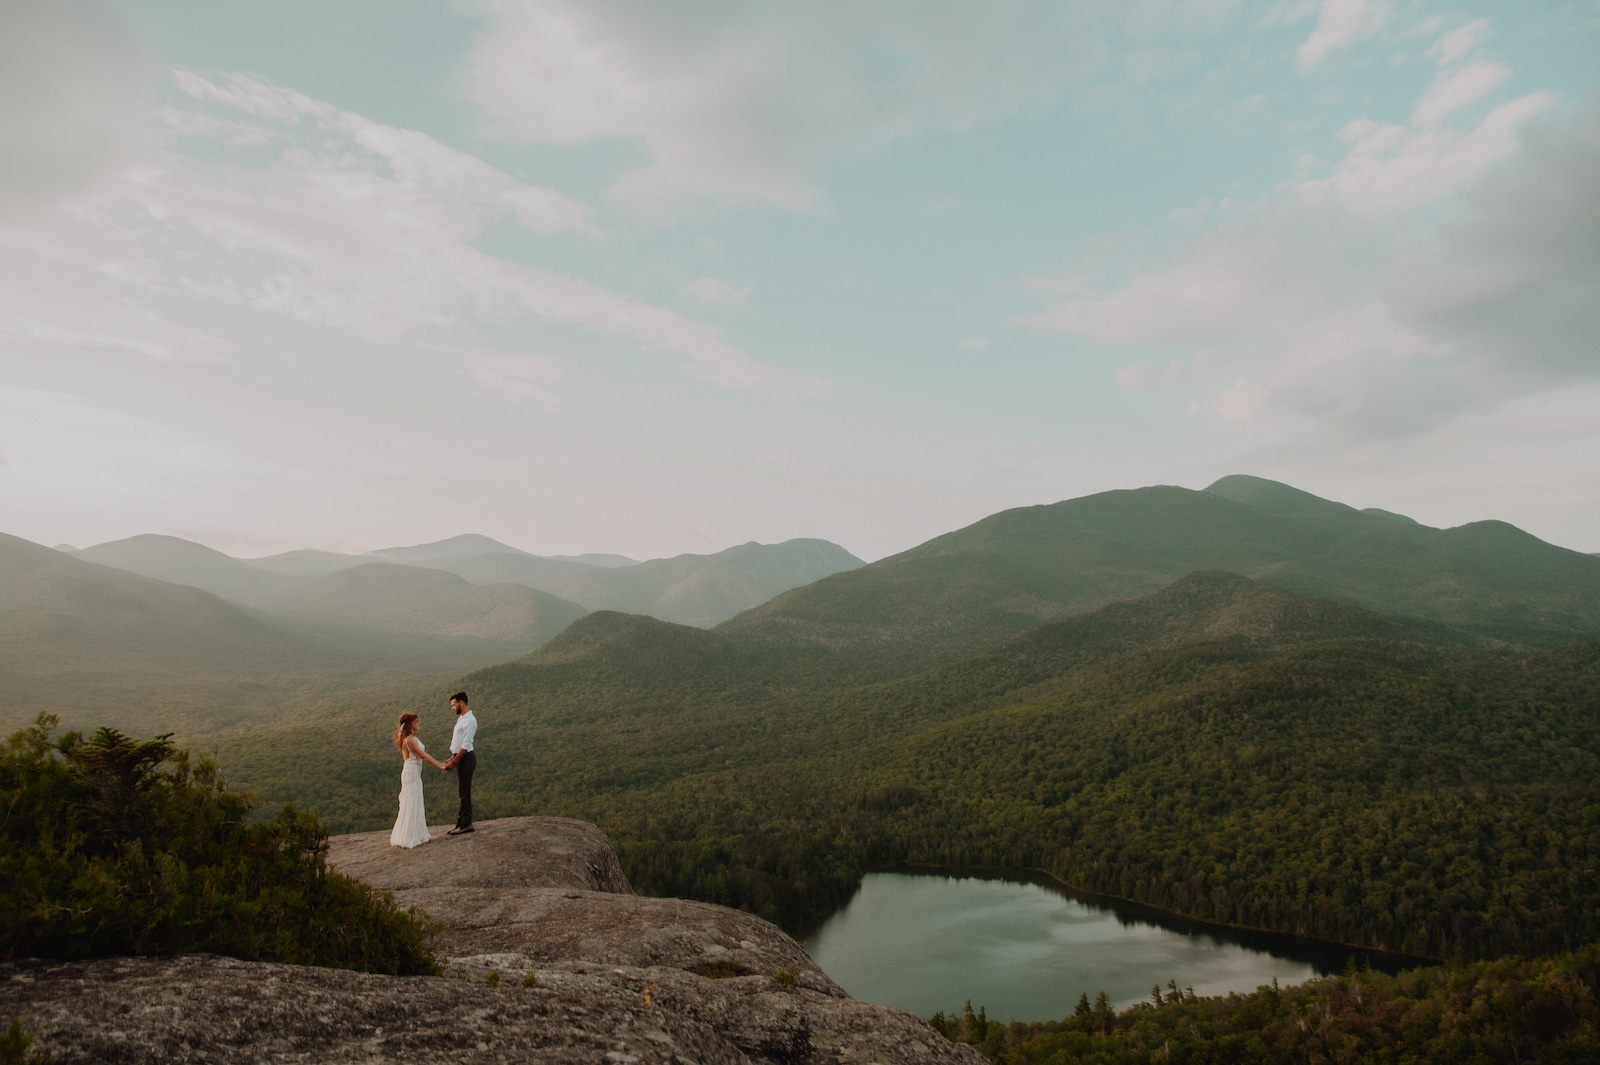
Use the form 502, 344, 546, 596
451, 691, 469, 705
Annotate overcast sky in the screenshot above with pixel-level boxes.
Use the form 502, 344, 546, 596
2, 0, 1597, 561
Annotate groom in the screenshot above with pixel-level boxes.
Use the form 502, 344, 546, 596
442, 690, 477, 835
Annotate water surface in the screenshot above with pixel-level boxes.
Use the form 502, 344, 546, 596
804, 870, 1415, 1021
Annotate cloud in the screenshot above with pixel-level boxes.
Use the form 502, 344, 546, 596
0, 387, 248, 500
1015, 207, 1377, 344
0, 315, 226, 362
683, 277, 750, 304
1391, 95, 1600, 384
1431, 19, 1488, 65
1412, 61, 1510, 128
0, 70, 823, 398
1295, 92, 1552, 216
172, 70, 595, 236
1016, 74, 1592, 446
0, 0, 156, 216
462, 0, 1101, 214
1296, 0, 1391, 71
465, 353, 571, 406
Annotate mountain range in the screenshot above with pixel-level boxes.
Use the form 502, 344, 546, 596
12, 474, 1600, 742
10, 473, 1600, 965
67, 532, 864, 630
721, 474, 1600, 671
0, 528, 865, 733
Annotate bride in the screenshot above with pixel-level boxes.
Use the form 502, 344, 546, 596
390, 711, 448, 848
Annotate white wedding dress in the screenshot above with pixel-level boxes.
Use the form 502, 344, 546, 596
390, 740, 431, 848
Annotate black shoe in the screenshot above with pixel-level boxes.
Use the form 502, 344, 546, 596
447, 826, 475, 835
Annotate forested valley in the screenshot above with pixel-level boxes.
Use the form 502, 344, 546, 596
17, 478, 1600, 1060
214, 571, 1600, 966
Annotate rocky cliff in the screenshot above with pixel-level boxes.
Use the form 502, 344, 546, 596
2, 816, 984, 1064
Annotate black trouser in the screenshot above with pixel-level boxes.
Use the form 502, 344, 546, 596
454, 749, 476, 829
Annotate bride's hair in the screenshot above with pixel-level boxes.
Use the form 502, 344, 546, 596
393, 712, 420, 752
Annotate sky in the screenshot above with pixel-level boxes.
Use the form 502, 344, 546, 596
1, 0, 1597, 562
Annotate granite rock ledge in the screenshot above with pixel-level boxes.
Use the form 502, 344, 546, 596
2, 815, 985, 1064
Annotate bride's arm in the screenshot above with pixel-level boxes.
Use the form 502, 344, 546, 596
406, 737, 448, 769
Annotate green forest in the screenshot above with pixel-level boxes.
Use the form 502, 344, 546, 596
933, 946, 1600, 1063
208, 572, 1600, 967
13, 532, 1600, 1061
0, 715, 438, 975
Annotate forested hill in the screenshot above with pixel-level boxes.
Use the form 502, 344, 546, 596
206, 569, 1600, 961
216, 570, 1458, 829
0, 533, 566, 737
718, 476, 1600, 665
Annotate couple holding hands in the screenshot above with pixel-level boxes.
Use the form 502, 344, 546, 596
389, 690, 478, 848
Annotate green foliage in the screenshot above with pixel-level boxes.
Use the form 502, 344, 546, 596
772, 964, 799, 988
485, 970, 500, 987
0, 1018, 47, 1065
847, 639, 1600, 959
0, 715, 439, 975
936, 946, 1600, 1064
522, 971, 538, 988
211, 572, 1600, 961
614, 827, 869, 931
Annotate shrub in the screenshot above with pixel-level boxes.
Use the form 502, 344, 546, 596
0, 715, 439, 975
0, 1018, 46, 1065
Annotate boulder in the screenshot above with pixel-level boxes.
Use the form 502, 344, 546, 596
3, 817, 985, 1064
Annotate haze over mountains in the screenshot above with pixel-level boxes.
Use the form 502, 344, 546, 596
0, 533, 485, 735
0, 528, 865, 733
255, 565, 587, 653
546, 539, 865, 627
69, 531, 865, 631
9, 474, 1600, 742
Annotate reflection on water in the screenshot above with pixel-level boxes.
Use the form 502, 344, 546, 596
802, 869, 1423, 1021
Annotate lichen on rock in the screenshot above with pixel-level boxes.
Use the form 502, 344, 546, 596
4, 816, 985, 1064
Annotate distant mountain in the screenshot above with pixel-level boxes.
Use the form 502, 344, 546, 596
72, 534, 295, 604
0, 533, 375, 734
551, 539, 866, 628
249, 539, 632, 588
255, 564, 587, 652
408, 552, 595, 589
78, 531, 853, 628
549, 553, 639, 568
4, 532, 318, 677
371, 534, 531, 564
243, 548, 388, 578
0, 533, 582, 737
719, 476, 1600, 662
245, 537, 609, 587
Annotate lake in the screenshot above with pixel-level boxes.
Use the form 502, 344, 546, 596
803, 869, 1421, 1021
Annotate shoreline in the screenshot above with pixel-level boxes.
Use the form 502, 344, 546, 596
797, 859, 1439, 975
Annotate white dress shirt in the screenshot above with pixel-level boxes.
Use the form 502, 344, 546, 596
450, 710, 477, 755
